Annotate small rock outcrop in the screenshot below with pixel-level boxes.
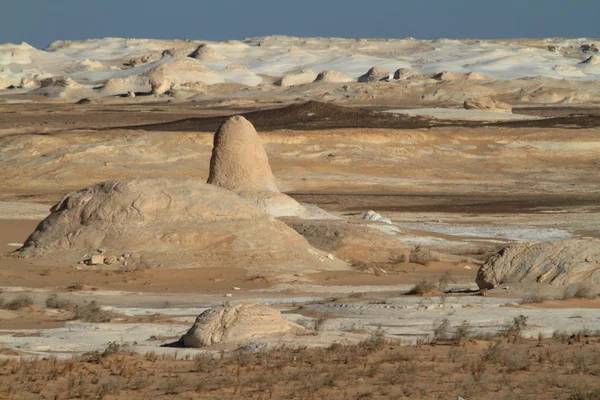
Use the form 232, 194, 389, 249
464, 98, 512, 113
393, 68, 423, 80
313, 70, 354, 83
579, 55, 600, 66
363, 210, 392, 224
358, 67, 391, 83
274, 69, 317, 86
476, 239, 600, 289
144, 58, 223, 94
207, 116, 308, 217
433, 71, 492, 81
189, 44, 226, 61
181, 302, 305, 348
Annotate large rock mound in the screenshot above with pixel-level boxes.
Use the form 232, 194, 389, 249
181, 302, 305, 348
17, 178, 347, 272
207, 116, 308, 217
476, 239, 600, 289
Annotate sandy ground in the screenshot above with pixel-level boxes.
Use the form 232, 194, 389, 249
0, 98, 599, 399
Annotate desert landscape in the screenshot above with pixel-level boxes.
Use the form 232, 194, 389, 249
0, 35, 600, 399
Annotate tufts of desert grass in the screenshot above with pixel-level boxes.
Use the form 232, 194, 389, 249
74, 300, 114, 322
563, 284, 597, 300
1, 294, 34, 310
409, 246, 439, 266
407, 278, 437, 295
45, 294, 76, 311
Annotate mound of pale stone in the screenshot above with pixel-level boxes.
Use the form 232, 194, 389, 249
283, 218, 409, 264
433, 71, 492, 81
580, 55, 600, 65
144, 58, 224, 94
189, 44, 226, 61
393, 68, 425, 80
476, 239, 600, 290
518, 89, 565, 104
363, 210, 392, 224
464, 98, 512, 113
30, 76, 93, 98
99, 76, 149, 96
207, 116, 309, 217
17, 178, 347, 272
274, 69, 317, 86
313, 70, 354, 83
181, 302, 305, 348
358, 67, 391, 82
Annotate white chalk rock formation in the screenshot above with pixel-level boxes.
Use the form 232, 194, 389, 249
189, 44, 226, 61
18, 178, 348, 272
99, 76, 148, 96
393, 68, 424, 80
464, 98, 512, 113
476, 239, 600, 289
274, 69, 317, 86
30, 76, 93, 98
207, 116, 308, 217
433, 71, 492, 81
144, 58, 224, 94
358, 67, 391, 82
314, 70, 354, 83
181, 302, 305, 348
363, 210, 392, 224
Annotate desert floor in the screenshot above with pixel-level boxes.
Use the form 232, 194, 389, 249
1, 99, 600, 399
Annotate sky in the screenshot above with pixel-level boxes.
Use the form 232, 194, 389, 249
1, 0, 598, 49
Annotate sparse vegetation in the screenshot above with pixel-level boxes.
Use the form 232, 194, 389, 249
1, 334, 600, 399
409, 246, 439, 266
504, 314, 529, 343
437, 270, 456, 292
522, 291, 551, 304
68, 281, 89, 291
453, 320, 472, 345
407, 278, 437, 295
73, 301, 114, 322
563, 284, 597, 300
433, 318, 451, 342
388, 254, 407, 264
1, 294, 33, 310
45, 294, 76, 311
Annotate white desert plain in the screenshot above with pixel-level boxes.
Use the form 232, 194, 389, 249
0, 36, 600, 399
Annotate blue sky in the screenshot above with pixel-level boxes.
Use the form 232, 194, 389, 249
1, 0, 598, 49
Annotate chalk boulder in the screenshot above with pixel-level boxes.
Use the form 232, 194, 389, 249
181, 302, 305, 348
476, 239, 600, 289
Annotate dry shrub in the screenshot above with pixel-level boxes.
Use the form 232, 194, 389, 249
438, 270, 456, 292
389, 254, 407, 264
409, 246, 439, 266
74, 301, 114, 322
2, 295, 33, 310
45, 294, 76, 311
563, 284, 596, 300
407, 278, 437, 295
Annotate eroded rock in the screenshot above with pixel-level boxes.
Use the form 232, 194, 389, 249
476, 239, 600, 289
181, 302, 305, 347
